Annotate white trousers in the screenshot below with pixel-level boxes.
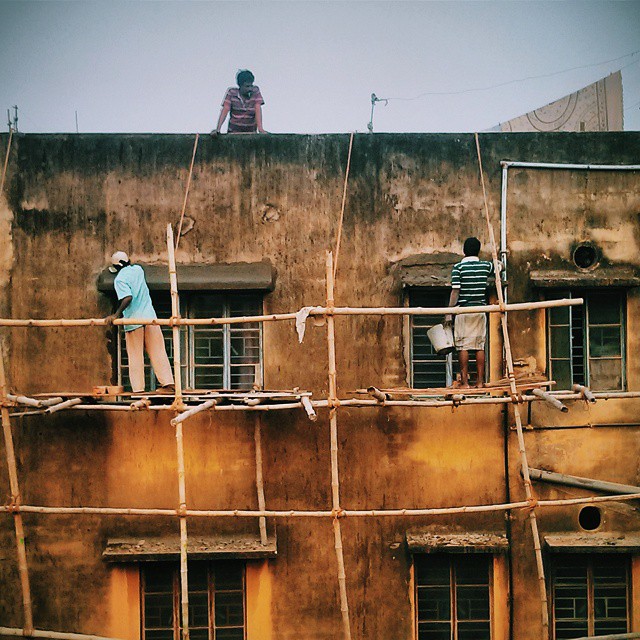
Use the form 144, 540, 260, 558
125, 325, 174, 392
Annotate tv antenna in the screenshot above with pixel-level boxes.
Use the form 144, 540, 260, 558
367, 93, 388, 133
6, 105, 18, 132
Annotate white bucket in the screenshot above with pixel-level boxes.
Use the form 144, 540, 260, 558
427, 323, 456, 355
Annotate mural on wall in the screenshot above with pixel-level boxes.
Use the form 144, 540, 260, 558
493, 71, 623, 132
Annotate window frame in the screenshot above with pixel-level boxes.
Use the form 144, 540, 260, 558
414, 553, 493, 640
407, 288, 488, 389
117, 291, 264, 391
546, 289, 626, 391
140, 560, 247, 640
549, 554, 631, 639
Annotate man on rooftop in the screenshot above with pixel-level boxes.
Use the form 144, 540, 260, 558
444, 237, 494, 388
212, 69, 266, 135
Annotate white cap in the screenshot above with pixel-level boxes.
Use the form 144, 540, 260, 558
108, 251, 130, 273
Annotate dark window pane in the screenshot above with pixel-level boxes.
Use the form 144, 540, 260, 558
550, 359, 572, 390
588, 293, 621, 325
417, 622, 450, 640
550, 326, 571, 359
589, 326, 621, 357
458, 621, 490, 640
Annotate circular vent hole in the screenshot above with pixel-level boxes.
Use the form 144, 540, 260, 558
573, 244, 598, 269
578, 506, 602, 531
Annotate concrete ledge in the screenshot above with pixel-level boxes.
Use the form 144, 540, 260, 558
406, 532, 509, 554
103, 534, 277, 562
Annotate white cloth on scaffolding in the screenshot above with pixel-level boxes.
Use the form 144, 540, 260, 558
295, 306, 314, 343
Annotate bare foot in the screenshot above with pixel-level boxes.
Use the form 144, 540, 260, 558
459, 384, 471, 389
476, 382, 485, 389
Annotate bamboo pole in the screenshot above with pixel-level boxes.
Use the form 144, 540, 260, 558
333, 132, 354, 280
325, 251, 352, 640
531, 388, 568, 412
170, 400, 217, 425
7, 394, 63, 408
475, 132, 549, 636
166, 224, 189, 640
0, 126, 14, 198
46, 398, 82, 413
0, 627, 124, 640
572, 383, 596, 403
301, 396, 317, 421
0, 297, 583, 328
0, 343, 33, 634
254, 415, 268, 545
3, 492, 640, 519
175, 133, 199, 251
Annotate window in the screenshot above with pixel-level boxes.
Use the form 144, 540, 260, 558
409, 289, 483, 389
551, 555, 629, 639
142, 561, 245, 640
118, 293, 262, 391
415, 554, 491, 640
547, 290, 625, 391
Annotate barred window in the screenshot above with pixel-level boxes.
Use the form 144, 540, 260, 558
415, 554, 491, 640
118, 292, 262, 391
547, 290, 625, 391
551, 555, 629, 639
142, 561, 245, 640
409, 289, 483, 389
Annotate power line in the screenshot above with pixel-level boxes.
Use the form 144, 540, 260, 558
380, 49, 640, 102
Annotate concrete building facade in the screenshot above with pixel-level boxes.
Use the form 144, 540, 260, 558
0, 132, 639, 640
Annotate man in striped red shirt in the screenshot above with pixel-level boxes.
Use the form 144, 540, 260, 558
444, 237, 495, 388
212, 69, 266, 135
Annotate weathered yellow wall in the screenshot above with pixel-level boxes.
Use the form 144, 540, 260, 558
1, 132, 639, 638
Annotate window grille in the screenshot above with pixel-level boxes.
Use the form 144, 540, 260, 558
142, 561, 246, 640
551, 555, 629, 639
415, 554, 491, 640
409, 289, 483, 389
118, 292, 262, 391
547, 290, 625, 391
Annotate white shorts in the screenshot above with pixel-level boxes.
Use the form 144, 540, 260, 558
454, 313, 487, 351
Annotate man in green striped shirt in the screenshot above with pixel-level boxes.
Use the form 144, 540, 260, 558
444, 237, 494, 388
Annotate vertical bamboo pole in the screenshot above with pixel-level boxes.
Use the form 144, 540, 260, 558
254, 415, 268, 545
0, 341, 34, 634
474, 133, 549, 637
325, 251, 352, 640
175, 133, 199, 251
166, 224, 189, 640
1, 126, 14, 197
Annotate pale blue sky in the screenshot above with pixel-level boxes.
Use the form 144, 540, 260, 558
0, 0, 638, 134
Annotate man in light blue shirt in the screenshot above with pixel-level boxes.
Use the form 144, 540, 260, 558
105, 251, 174, 393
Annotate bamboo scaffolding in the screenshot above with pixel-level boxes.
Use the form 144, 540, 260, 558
0, 297, 582, 328
475, 132, 549, 636
254, 415, 268, 545
531, 388, 568, 413
3, 491, 639, 519
7, 394, 63, 408
325, 252, 352, 640
175, 133, 199, 251
0, 627, 123, 640
0, 344, 34, 634
167, 224, 190, 640
333, 132, 354, 280
0, 126, 13, 197
170, 400, 217, 425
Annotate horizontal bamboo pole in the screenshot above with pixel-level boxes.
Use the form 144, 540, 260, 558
7, 395, 64, 408
0, 297, 582, 328
570, 634, 640, 640
0, 628, 123, 640
531, 388, 568, 412
46, 398, 82, 414
3, 492, 639, 519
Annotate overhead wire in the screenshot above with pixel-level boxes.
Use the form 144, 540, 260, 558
378, 49, 640, 102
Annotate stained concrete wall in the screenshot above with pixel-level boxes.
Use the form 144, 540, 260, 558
0, 132, 639, 639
